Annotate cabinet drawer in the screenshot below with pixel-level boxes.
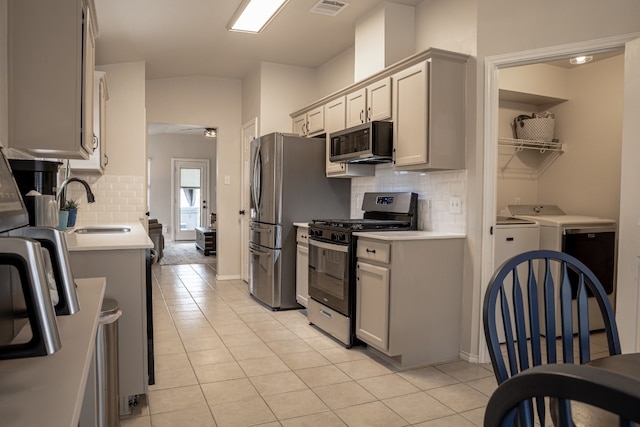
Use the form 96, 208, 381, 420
296, 227, 309, 245
357, 240, 390, 263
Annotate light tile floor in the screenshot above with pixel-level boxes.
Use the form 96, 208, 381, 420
120, 262, 498, 427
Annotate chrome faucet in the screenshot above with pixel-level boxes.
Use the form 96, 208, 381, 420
57, 177, 96, 208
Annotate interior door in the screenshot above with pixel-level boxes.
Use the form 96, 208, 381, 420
173, 159, 209, 241
241, 119, 258, 282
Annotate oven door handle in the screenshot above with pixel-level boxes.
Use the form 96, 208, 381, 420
308, 238, 349, 253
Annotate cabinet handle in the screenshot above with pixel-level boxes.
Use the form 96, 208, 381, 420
367, 106, 371, 121
320, 309, 332, 319
366, 248, 376, 254
359, 110, 364, 123
104, 154, 109, 166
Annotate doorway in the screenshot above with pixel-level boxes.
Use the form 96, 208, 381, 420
173, 159, 209, 241
480, 34, 640, 363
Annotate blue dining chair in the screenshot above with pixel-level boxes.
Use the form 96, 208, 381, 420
483, 249, 622, 425
484, 363, 640, 426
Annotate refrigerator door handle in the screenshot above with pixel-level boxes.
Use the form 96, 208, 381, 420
250, 223, 272, 233
249, 243, 271, 256
251, 144, 262, 214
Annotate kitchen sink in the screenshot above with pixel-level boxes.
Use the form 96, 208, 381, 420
74, 226, 131, 234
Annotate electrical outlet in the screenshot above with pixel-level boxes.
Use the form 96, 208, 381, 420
515, 197, 521, 205
450, 196, 462, 214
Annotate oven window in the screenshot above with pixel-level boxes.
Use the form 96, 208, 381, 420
308, 241, 349, 315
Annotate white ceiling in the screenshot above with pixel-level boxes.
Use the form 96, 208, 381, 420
94, 0, 423, 80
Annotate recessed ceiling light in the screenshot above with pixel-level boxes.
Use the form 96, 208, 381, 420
228, 0, 289, 33
569, 55, 593, 65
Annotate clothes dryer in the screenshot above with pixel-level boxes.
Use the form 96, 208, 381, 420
506, 205, 617, 332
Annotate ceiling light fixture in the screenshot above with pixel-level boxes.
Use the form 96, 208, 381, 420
569, 55, 593, 65
204, 128, 217, 138
228, 0, 290, 33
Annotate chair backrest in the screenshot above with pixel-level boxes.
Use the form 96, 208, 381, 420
484, 364, 640, 427
483, 249, 621, 385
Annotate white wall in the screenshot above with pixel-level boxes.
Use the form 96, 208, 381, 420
259, 62, 317, 135
538, 56, 624, 220
145, 76, 242, 278
415, 0, 477, 56
148, 133, 217, 237
316, 47, 355, 98
496, 57, 624, 220
241, 68, 261, 131
67, 62, 148, 226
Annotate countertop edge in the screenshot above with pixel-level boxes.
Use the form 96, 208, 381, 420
353, 231, 467, 241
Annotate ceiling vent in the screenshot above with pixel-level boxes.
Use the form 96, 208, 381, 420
310, 0, 350, 16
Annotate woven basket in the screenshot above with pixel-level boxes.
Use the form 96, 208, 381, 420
514, 115, 555, 142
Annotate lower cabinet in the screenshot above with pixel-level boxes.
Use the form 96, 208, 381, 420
356, 236, 464, 368
295, 226, 309, 307
69, 248, 148, 415
356, 261, 390, 350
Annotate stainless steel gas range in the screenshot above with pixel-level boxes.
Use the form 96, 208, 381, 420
307, 192, 418, 347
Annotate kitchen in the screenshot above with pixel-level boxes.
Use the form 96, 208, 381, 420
0, 0, 639, 425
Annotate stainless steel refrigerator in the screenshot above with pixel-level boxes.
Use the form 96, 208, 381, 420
249, 132, 350, 310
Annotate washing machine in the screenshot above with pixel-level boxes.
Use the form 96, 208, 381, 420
505, 204, 617, 332
493, 216, 540, 342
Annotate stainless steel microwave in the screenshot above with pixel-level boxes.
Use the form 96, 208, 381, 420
329, 121, 393, 164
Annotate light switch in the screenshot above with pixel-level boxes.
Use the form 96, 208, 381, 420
224, 175, 231, 185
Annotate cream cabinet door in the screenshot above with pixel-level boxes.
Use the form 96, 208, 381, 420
306, 105, 325, 135
346, 88, 366, 128
296, 243, 309, 307
356, 261, 390, 351
366, 77, 392, 122
325, 97, 346, 175
292, 114, 307, 136
392, 61, 429, 168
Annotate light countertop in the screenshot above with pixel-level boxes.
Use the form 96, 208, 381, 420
65, 221, 154, 251
0, 278, 106, 427
354, 230, 466, 241
293, 222, 309, 228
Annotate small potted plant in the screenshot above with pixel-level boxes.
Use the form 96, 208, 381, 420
62, 199, 79, 227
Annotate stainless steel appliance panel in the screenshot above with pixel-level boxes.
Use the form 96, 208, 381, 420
308, 239, 350, 315
249, 242, 282, 308
248, 133, 350, 310
250, 132, 280, 225
250, 222, 281, 249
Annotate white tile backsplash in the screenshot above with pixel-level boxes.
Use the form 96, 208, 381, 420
64, 174, 147, 226
350, 164, 467, 233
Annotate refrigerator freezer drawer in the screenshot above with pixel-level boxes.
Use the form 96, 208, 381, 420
250, 222, 281, 249
249, 243, 281, 309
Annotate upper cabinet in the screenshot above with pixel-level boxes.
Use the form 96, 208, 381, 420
292, 105, 324, 137
392, 51, 468, 171
345, 77, 392, 128
69, 71, 109, 173
291, 49, 469, 175
8, 0, 97, 159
